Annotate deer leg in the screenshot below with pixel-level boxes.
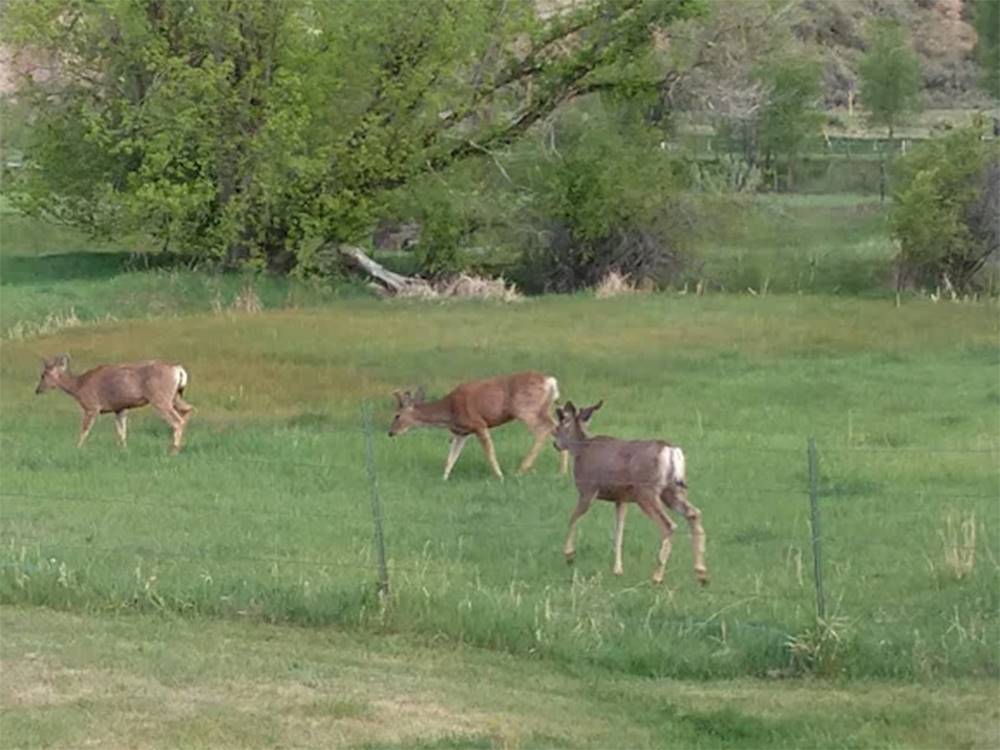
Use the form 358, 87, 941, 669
173, 395, 194, 422
636, 493, 676, 584
77, 410, 97, 448
517, 428, 549, 474
612, 502, 628, 575
153, 401, 185, 455
563, 489, 597, 563
114, 411, 128, 448
475, 428, 503, 479
443, 434, 469, 480
662, 486, 709, 586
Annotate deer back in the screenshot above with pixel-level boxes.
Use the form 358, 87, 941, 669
80, 361, 186, 412
573, 437, 677, 493
450, 371, 555, 428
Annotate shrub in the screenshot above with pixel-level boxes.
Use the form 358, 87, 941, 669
514, 108, 692, 293
891, 125, 999, 291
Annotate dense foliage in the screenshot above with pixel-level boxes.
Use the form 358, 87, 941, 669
891, 125, 999, 291
514, 109, 691, 292
2, 0, 702, 271
972, 0, 1000, 101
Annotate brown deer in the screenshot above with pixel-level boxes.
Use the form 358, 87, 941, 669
554, 401, 708, 585
35, 354, 193, 454
388, 371, 568, 480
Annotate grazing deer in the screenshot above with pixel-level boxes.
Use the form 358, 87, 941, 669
388, 371, 568, 480
35, 354, 193, 454
554, 401, 708, 585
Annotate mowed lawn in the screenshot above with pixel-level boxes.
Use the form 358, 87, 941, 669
1, 293, 997, 690
3, 605, 998, 749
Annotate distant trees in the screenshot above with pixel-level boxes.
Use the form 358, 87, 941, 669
972, 0, 1000, 101
1, 0, 703, 272
858, 20, 921, 139
754, 55, 824, 190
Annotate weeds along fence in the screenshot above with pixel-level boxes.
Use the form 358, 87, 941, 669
0, 406, 996, 677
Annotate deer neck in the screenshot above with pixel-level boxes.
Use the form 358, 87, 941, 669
565, 423, 592, 456
413, 398, 455, 429
56, 371, 84, 400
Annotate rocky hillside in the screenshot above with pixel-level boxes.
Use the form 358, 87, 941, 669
796, 0, 987, 108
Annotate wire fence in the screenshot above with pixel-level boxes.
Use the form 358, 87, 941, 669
1, 405, 997, 626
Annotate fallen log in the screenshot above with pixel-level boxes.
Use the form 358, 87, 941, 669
336, 245, 432, 296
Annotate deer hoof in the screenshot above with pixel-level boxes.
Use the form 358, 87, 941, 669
613, 567, 624, 576
696, 570, 710, 587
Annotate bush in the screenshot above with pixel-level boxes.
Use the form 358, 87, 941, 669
513, 108, 692, 293
891, 125, 1000, 291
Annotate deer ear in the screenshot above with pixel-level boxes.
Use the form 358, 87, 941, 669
578, 400, 603, 422
54, 353, 70, 369
393, 390, 406, 408
414, 386, 426, 403
555, 407, 565, 422
563, 401, 577, 415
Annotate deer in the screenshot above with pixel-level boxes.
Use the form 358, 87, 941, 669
553, 401, 708, 585
388, 371, 569, 480
35, 354, 193, 454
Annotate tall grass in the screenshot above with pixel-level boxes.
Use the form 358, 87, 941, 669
692, 195, 894, 295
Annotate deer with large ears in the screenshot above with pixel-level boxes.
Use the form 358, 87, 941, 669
554, 400, 708, 585
388, 371, 568, 480
35, 354, 194, 454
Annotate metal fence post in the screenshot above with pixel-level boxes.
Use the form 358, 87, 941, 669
362, 401, 390, 597
807, 437, 826, 620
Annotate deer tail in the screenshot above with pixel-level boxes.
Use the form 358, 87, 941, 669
671, 447, 687, 488
175, 365, 189, 394
545, 375, 560, 403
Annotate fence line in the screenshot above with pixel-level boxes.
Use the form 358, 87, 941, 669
2, 438, 996, 620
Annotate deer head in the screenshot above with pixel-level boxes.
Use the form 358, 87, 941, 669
36, 354, 70, 395
553, 400, 603, 451
387, 386, 427, 437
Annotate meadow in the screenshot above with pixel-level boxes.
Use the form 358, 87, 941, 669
1, 198, 998, 747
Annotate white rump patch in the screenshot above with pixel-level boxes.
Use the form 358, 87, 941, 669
545, 376, 560, 402
175, 366, 188, 391
658, 446, 687, 486
671, 447, 687, 486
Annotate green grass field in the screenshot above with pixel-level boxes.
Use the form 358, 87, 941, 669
2, 200, 999, 747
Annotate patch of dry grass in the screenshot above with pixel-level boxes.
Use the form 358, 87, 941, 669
395, 273, 522, 302
593, 270, 640, 298
940, 510, 977, 580
4, 307, 86, 340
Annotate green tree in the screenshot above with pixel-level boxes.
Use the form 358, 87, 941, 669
858, 20, 921, 139
1, 0, 703, 272
972, 0, 1000, 101
754, 54, 823, 190
891, 125, 999, 292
